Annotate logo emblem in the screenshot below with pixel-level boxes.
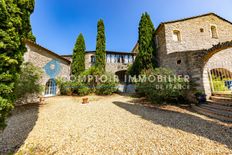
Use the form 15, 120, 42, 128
44, 59, 61, 78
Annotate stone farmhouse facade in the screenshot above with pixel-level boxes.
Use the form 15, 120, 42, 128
24, 40, 135, 97
62, 51, 136, 74
24, 13, 232, 98
132, 13, 232, 98
24, 40, 71, 97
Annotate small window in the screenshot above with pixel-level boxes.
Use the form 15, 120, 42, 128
211, 25, 218, 39
177, 60, 182, 65
106, 54, 111, 63
90, 56, 96, 63
200, 28, 204, 33
117, 55, 120, 63
173, 30, 181, 42
155, 35, 159, 48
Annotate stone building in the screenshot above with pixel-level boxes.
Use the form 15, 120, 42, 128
24, 41, 135, 97
132, 13, 232, 98
25, 12, 232, 99
24, 40, 71, 97
62, 51, 136, 81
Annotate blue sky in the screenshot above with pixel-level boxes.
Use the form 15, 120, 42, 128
31, 0, 232, 55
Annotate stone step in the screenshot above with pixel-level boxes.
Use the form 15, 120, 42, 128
212, 92, 232, 98
207, 99, 232, 107
203, 102, 232, 112
199, 104, 232, 118
210, 96, 232, 103
192, 105, 232, 122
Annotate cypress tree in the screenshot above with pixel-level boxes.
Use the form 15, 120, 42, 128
71, 33, 86, 76
0, 0, 35, 128
95, 19, 106, 72
130, 12, 156, 76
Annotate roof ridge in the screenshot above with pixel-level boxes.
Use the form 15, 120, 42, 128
24, 40, 71, 64
156, 12, 232, 32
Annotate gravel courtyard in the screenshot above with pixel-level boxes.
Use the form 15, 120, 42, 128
1, 94, 232, 154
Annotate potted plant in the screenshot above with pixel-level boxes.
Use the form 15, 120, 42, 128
82, 97, 89, 104
39, 96, 45, 104
194, 91, 207, 105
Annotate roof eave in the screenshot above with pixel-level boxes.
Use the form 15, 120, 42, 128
23, 40, 71, 64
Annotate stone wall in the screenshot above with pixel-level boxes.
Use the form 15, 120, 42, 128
155, 25, 167, 66
85, 52, 95, 69
24, 43, 71, 95
157, 14, 232, 69
203, 47, 232, 97
164, 14, 232, 54
106, 63, 130, 74
155, 14, 232, 98
72, 52, 134, 74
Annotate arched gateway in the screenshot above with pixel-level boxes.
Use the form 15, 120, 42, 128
202, 43, 232, 97
177, 41, 232, 99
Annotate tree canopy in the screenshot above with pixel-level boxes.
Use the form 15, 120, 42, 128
0, 0, 35, 128
71, 33, 86, 77
95, 19, 106, 73
130, 12, 156, 76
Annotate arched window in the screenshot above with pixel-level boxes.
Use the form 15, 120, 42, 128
211, 25, 218, 39
173, 30, 181, 42
45, 79, 57, 97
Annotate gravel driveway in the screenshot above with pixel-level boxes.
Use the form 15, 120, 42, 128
0, 94, 232, 154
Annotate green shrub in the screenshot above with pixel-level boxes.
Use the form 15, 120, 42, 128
59, 69, 118, 96
0, 97, 14, 129
60, 81, 91, 96
78, 84, 91, 96
96, 73, 118, 95
96, 84, 117, 95
136, 68, 189, 104
79, 66, 102, 90
60, 81, 74, 96
14, 63, 43, 99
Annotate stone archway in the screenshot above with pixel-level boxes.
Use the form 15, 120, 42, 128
115, 70, 127, 83
202, 43, 232, 97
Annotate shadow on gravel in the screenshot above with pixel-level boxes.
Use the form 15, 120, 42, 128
0, 104, 39, 154
113, 101, 232, 150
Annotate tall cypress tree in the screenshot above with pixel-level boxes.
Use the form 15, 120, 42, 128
95, 19, 106, 72
0, 0, 35, 128
71, 33, 86, 76
130, 12, 156, 76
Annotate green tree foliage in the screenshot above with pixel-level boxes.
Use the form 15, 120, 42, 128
0, 0, 35, 129
14, 63, 43, 99
95, 73, 118, 95
95, 19, 106, 73
136, 68, 189, 104
71, 33, 86, 76
130, 12, 156, 76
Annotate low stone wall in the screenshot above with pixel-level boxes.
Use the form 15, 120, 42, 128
15, 93, 40, 106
